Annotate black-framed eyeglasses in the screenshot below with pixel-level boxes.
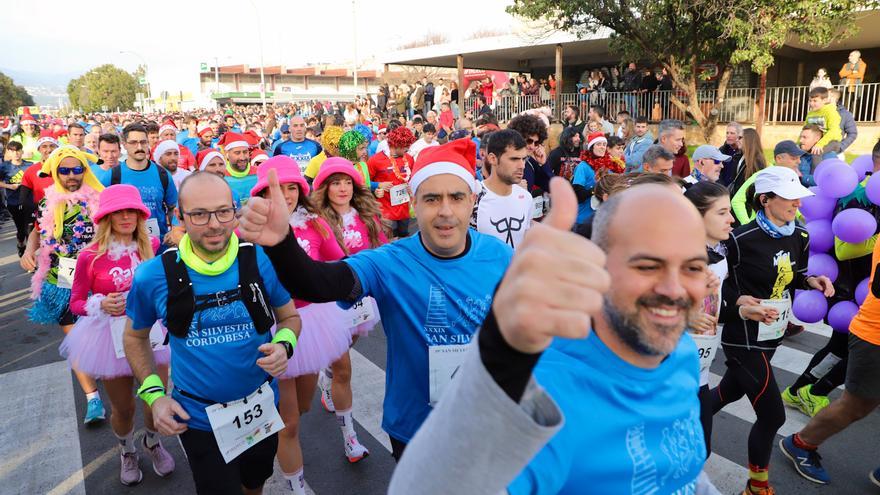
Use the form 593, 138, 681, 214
58, 166, 85, 175
525, 138, 543, 146
182, 207, 237, 226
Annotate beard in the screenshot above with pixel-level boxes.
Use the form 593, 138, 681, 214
602, 293, 693, 357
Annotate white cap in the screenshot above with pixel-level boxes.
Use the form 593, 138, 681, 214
754, 166, 814, 200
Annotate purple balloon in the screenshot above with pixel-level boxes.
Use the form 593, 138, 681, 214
792, 290, 828, 324
831, 208, 877, 244
806, 219, 834, 253
855, 277, 870, 305
866, 173, 880, 206
827, 300, 859, 333
816, 160, 858, 198
800, 187, 838, 221
807, 252, 839, 282
852, 154, 874, 181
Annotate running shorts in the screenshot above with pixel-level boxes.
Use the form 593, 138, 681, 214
845, 333, 880, 400
179, 428, 278, 494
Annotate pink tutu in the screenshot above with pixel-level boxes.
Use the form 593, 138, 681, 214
279, 302, 352, 379
350, 296, 381, 337
59, 315, 170, 380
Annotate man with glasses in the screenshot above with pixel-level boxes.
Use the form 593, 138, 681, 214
101, 123, 177, 251
683, 145, 730, 185
124, 171, 299, 494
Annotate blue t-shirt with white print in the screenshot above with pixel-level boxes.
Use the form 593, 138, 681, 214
126, 245, 291, 431
509, 332, 704, 495
342, 230, 512, 443
274, 139, 322, 173
100, 161, 177, 240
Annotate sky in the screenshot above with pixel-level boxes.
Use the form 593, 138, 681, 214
1, 0, 517, 96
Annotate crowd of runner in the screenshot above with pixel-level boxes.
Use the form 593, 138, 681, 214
1, 88, 879, 495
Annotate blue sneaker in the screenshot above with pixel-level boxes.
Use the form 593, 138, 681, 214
870, 466, 880, 488
84, 397, 106, 424
779, 435, 829, 484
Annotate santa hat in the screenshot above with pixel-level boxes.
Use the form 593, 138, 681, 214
54, 129, 68, 139
410, 138, 478, 194
250, 148, 269, 167
158, 119, 177, 136
197, 121, 212, 136
153, 140, 179, 162
36, 129, 59, 148
242, 130, 261, 147
217, 132, 249, 151
586, 131, 607, 150
197, 148, 224, 171
377, 124, 388, 134
19, 108, 37, 126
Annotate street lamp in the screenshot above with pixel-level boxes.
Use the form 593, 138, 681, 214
247, 0, 267, 111
120, 50, 149, 112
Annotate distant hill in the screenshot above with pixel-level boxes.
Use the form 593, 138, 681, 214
1, 67, 77, 107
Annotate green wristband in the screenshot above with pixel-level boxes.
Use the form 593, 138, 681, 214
137, 374, 166, 407
272, 327, 298, 349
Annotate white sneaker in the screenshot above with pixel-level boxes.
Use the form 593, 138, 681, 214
319, 369, 335, 413
344, 434, 369, 463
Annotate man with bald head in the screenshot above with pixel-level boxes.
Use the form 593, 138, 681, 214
124, 171, 300, 494
390, 183, 714, 495
273, 116, 322, 173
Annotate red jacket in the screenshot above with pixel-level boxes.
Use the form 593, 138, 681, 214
672, 145, 691, 179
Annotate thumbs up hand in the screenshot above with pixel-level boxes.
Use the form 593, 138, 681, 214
239, 168, 292, 246
491, 177, 610, 354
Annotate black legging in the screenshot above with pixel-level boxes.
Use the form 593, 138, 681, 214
711, 346, 786, 468
8, 204, 33, 245
789, 330, 849, 396
699, 384, 713, 458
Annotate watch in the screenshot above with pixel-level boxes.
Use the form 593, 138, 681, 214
280, 340, 294, 359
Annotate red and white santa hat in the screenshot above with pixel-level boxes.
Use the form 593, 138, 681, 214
36, 129, 59, 148
250, 148, 269, 167
217, 132, 249, 151
152, 140, 179, 162
158, 119, 177, 136
409, 138, 478, 195
586, 131, 607, 150
19, 109, 37, 126
196, 121, 212, 136
197, 148, 224, 170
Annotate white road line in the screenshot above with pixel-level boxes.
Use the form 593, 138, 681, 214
704, 453, 748, 494
349, 348, 392, 452
708, 372, 810, 438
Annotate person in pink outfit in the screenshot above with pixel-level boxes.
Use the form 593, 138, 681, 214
59, 184, 175, 486
310, 157, 388, 462
249, 156, 352, 494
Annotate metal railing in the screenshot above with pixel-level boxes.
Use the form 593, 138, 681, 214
462, 82, 880, 124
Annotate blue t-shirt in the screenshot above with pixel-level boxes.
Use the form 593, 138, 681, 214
572, 161, 596, 223
343, 231, 512, 442
509, 332, 704, 495
126, 246, 291, 431
226, 174, 258, 208
368, 139, 379, 158
91, 165, 111, 186
275, 139, 322, 173
101, 161, 177, 239
0, 160, 32, 206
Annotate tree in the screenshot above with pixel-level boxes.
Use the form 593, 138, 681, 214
0, 71, 35, 115
507, 0, 876, 141
67, 64, 139, 113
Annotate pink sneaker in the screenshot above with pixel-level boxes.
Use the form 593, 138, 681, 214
119, 451, 143, 486
142, 437, 175, 477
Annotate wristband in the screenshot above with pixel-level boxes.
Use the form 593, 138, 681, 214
137, 374, 166, 407
272, 327, 298, 355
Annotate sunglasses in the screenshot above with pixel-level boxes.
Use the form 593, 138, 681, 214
57, 166, 85, 175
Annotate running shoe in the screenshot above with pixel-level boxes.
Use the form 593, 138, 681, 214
142, 437, 175, 477
781, 386, 801, 409
119, 451, 143, 486
741, 483, 775, 495
785, 322, 805, 338
796, 385, 830, 417
779, 435, 830, 484
344, 435, 370, 463
84, 397, 106, 424
319, 369, 335, 413
870, 466, 880, 488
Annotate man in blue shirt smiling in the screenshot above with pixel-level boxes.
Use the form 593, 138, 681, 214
272, 116, 322, 174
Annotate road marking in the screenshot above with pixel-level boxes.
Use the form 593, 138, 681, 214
350, 348, 392, 452
0, 337, 63, 371
704, 453, 748, 494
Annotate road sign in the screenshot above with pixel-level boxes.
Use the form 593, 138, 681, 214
138, 76, 147, 85
200, 62, 209, 71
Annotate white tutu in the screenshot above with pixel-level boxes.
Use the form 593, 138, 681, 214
279, 302, 352, 379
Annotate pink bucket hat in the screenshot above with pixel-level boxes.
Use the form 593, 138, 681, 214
93, 184, 151, 223
312, 157, 365, 191
250, 155, 310, 197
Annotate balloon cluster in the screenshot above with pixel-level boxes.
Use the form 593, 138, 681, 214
792, 155, 877, 333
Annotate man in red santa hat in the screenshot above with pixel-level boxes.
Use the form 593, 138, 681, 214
157, 119, 196, 170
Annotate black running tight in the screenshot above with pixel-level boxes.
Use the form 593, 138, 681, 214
8, 205, 33, 245
789, 330, 848, 396
711, 346, 785, 468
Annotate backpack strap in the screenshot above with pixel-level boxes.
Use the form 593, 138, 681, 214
161, 248, 196, 338
237, 242, 275, 334
110, 165, 121, 185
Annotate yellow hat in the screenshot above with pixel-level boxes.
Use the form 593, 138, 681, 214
41, 146, 104, 238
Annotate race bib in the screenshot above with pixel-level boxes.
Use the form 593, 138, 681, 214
757, 298, 791, 341
390, 184, 410, 206
110, 317, 167, 359
691, 331, 722, 373
532, 196, 544, 219
145, 218, 161, 237
347, 297, 376, 328
205, 382, 284, 463
56, 257, 77, 289
428, 344, 469, 406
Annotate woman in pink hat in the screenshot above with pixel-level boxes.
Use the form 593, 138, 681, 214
59, 184, 175, 486
250, 156, 355, 493
310, 157, 387, 460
